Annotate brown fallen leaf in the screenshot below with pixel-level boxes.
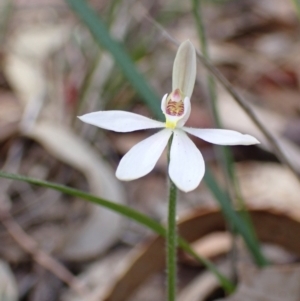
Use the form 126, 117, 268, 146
24, 121, 126, 261
99, 207, 300, 301
62, 247, 131, 301
283, 119, 300, 146
4, 24, 69, 107
218, 93, 300, 173
236, 162, 300, 212
217, 264, 300, 301
178, 262, 231, 301
183, 232, 232, 265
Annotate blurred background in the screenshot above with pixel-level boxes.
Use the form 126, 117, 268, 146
0, 0, 300, 300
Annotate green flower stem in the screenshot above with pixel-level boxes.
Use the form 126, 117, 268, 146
167, 179, 178, 301
167, 136, 178, 301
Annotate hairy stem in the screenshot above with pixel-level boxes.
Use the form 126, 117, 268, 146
167, 180, 177, 301
167, 136, 178, 301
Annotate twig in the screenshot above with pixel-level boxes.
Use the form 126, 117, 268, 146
137, 6, 300, 183
0, 210, 86, 296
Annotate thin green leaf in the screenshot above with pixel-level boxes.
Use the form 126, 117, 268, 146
192, 0, 268, 267
0, 0, 13, 45
0, 170, 234, 293
292, 0, 300, 20
65, 0, 163, 120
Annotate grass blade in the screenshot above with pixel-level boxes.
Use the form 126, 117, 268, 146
0, 170, 234, 293
65, 0, 163, 120
192, 0, 267, 267
292, 0, 300, 20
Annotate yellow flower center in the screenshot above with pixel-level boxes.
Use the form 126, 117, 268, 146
165, 119, 177, 129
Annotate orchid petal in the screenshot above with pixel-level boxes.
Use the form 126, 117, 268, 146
79, 111, 164, 132
169, 130, 205, 192
116, 129, 172, 180
177, 96, 191, 127
161, 94, 168, 115
183, 127, 260, 145
172, 40, 196, 98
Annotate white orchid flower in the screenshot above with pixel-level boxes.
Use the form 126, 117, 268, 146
79, 40, 259, 192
